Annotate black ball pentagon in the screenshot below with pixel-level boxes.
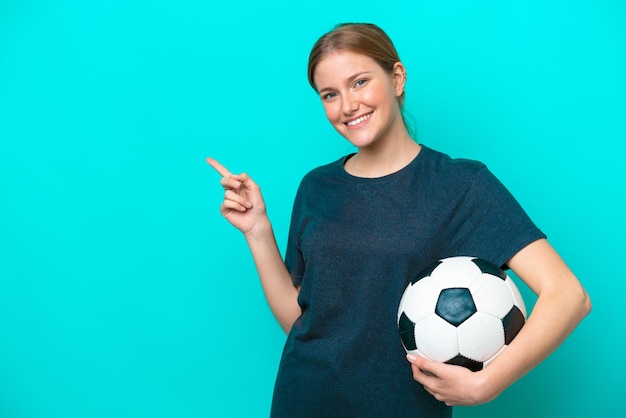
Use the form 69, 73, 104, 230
471, 258, 507, 280
398, 312, 418, 351
503, 305, 526, 345
411, 260, 442, 284
446, 354, 484, 372
435, 288, 477, 327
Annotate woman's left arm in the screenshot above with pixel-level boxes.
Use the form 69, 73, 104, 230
407, 238, 592, 406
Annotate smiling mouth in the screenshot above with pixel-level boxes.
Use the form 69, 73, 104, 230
345, 112, 373, 127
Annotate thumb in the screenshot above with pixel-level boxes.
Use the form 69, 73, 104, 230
407, 354, 439, 377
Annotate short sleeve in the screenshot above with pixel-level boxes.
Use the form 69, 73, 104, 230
284, 186, 306, 286
450, 166, 546, 268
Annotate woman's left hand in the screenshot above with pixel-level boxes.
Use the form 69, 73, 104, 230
406, 354, 499, 406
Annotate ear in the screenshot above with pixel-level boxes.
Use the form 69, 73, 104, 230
392, 62, 407, 97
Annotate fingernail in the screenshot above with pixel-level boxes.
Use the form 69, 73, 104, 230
406, 354, 418, 362
244, 201, 253, 208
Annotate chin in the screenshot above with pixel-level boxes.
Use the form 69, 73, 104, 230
345, 138, 378, 149
344, 130, 381, 147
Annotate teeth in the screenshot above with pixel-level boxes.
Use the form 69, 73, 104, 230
346, 112, 372, 126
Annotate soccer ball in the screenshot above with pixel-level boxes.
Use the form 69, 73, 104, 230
397, 256, 527, 372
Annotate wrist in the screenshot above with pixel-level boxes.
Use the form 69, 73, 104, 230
473, 365, 506, 404
243, 217, 273, 242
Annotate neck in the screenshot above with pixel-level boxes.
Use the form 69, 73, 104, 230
344, 129, 421, 178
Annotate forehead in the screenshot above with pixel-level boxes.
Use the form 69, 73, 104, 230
313, 51, 384, 88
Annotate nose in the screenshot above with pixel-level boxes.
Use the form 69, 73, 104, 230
342, 92, 359, 114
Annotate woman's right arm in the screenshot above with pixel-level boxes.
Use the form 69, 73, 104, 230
206, 158, 301, 334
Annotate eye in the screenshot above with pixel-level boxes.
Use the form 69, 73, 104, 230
322, 91, 338, 101
353, 79, 368, 88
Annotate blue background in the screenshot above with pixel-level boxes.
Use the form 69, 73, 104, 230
1, 0, 624, 417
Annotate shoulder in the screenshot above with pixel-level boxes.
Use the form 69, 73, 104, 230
290, 155, 350, 204
421, 145, 485, 171
419, 145, 488, 184
298, 155, 349, 187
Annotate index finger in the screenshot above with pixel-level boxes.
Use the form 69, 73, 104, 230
206, 157, 233, 178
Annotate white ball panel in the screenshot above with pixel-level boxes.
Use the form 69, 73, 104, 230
440, 256, 475, 263
483, 345, 507, 368
457, 312, 505, 361
413, 314, 459, 362
505, 277, 527, 318
470, 274, 514, 318
401, 279, 443, 323
430, 257, 482, 288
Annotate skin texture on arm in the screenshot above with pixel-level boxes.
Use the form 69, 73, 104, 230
406, 238, 592, 406
206, 158, 301, 334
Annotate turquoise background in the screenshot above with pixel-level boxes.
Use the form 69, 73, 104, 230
1, 0, 624, 417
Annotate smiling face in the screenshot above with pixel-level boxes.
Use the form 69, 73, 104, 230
313, 50, 407, 150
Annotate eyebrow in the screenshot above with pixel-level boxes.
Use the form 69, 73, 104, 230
317, 71, 373, 94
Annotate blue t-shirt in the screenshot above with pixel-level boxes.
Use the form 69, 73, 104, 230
271, 145, 545, 417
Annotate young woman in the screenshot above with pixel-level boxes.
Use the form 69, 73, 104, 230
207, 23, 591, 418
